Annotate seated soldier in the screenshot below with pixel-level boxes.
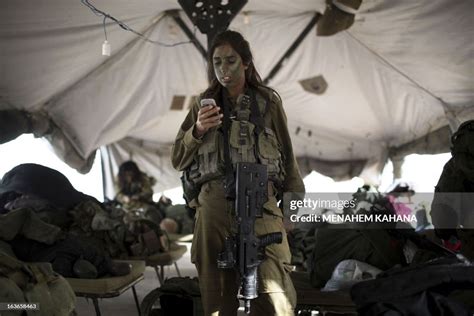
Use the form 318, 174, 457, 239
115, 161, 165, 225
116, 161, 155, 208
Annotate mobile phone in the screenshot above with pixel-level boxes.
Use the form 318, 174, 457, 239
200, 98, 216, 108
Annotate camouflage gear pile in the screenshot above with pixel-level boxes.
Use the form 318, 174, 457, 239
69, 200, 129, 259
0, 241, 76, 316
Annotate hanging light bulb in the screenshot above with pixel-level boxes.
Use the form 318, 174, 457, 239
102, 40, 111, 56
243, 11, 250, 25
101, 16, 110, 56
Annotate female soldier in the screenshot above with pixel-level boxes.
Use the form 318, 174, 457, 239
171, 30, 305, 315
115, 160, 168, 226
115, 160, 156, 209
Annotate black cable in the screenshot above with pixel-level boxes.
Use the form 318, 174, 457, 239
81, 0, 196, 47
103, 16, 107, 40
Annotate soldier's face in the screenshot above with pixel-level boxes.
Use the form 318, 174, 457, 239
124, 171, 133, 183
213, 44, 247, 92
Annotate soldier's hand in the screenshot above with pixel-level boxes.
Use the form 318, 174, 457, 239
194, 105, 223, 138
122, 196, 130, 203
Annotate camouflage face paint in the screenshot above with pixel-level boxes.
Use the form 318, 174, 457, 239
213, 44, 247, 97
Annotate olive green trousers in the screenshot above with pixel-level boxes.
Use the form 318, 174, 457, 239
191, 180, 296, 316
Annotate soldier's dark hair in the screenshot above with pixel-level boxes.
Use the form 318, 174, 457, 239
118, 160, 142, 189
203, 30, 278, 102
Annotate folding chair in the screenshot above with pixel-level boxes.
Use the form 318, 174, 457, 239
143, 242, 187, 285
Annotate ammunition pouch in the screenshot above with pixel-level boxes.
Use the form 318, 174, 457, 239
229, 120, 257, 164
181, 168, 202, 210
258, 127, 286, 184
184, 124, 285, 199
229, 120, 285, 186
187, 128, 224, 188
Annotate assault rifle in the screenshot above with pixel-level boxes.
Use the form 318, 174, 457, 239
218, 162, 283, 314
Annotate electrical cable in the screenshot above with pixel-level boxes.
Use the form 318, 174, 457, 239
81, 0, 196, 47
102, 15, 107, 40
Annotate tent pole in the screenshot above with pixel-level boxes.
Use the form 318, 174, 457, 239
263, 13, 320, 85
177, 0, 248, 52
100, 147, 108, 200
99, 146, 116, 201
167, 10, 207, 59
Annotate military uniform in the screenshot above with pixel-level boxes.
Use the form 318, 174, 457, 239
115, 174, 167, 226
171, 86, 305, 315
115, 174, 156, 210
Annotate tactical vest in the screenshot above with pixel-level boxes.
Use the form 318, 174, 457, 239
188, 90, 285, 187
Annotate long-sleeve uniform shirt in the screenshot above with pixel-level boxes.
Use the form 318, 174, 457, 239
171, 86, 305, 197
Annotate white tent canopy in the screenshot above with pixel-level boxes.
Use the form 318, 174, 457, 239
1, 0, 473, 196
